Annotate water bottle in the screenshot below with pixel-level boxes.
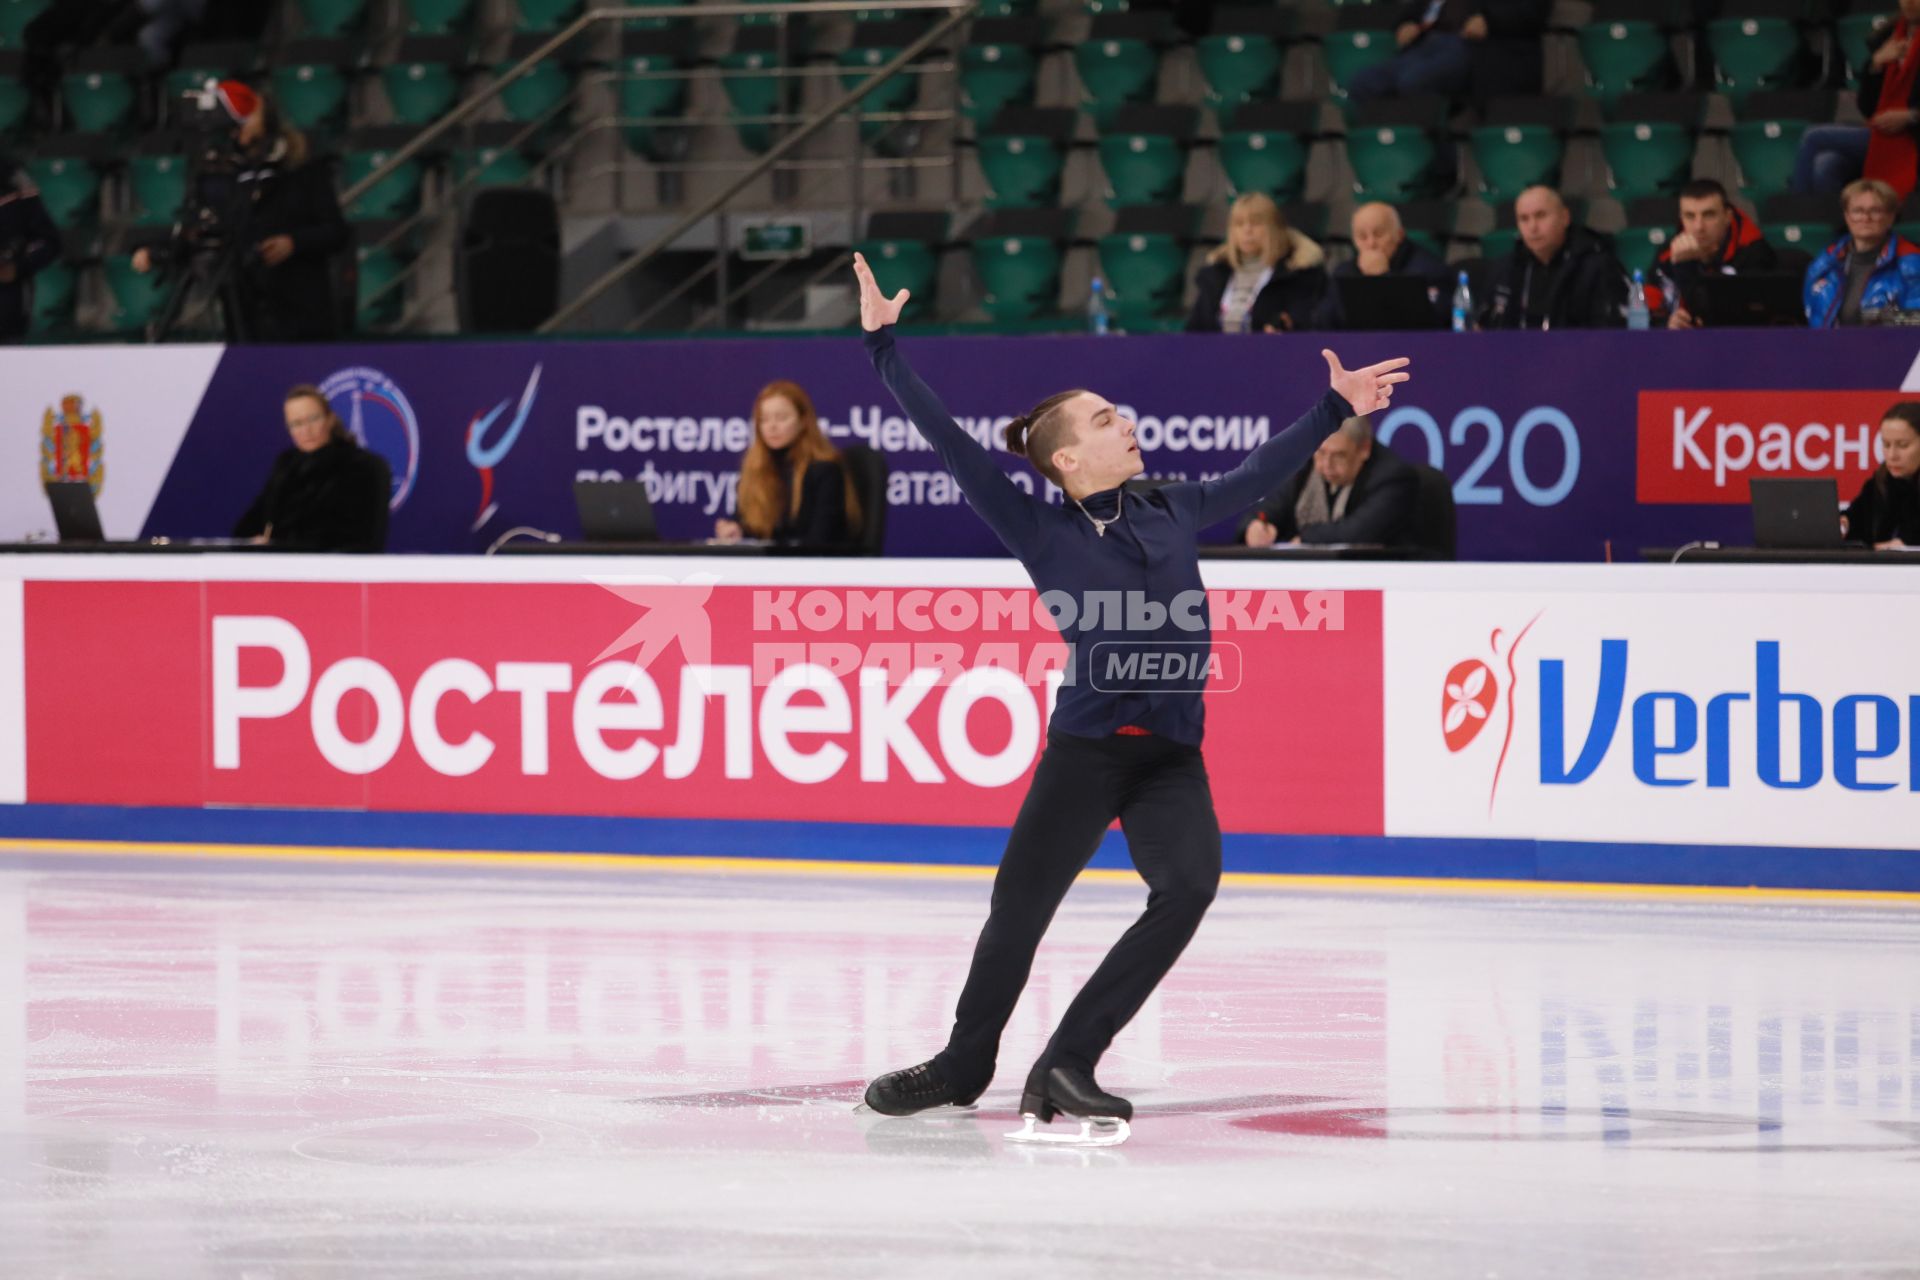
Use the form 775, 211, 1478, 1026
1087, 276, 1111, 336
1451, 270, 1472, 333
1627, 269, 1650, 330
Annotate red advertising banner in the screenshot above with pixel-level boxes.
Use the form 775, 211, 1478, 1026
23, 580, 1385, 837
1636, 390, 1894, 504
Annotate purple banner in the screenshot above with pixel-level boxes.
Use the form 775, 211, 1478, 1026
142, 329, 1920, 560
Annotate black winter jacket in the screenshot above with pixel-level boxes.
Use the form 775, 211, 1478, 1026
1480, 225, 1627, 330
234, 437, 392, 552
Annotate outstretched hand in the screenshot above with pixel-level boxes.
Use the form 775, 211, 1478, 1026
852, 252, 909, 332
1322, 350, 1411, 416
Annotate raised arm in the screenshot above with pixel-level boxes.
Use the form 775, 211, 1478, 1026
855, 254, 1043, 556
1179, 349, 1410, 529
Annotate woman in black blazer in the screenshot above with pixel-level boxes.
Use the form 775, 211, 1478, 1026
1186, 192, 1329, 333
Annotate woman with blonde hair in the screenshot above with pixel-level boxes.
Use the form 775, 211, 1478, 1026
1185, 192, 1328, 333
714, 379, 864, 548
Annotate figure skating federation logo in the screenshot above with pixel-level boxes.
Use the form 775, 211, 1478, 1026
320, 367, 419, 512
1440, 611, 1541, 815
465, 364, 541, 532
40, 393, 104, 494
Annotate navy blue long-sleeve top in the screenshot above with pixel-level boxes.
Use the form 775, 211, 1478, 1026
864, 325, 1351, 746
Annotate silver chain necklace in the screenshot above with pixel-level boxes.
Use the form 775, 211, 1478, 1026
1075, 492, 1124, 538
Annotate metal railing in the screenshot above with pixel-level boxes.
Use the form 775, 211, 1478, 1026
340, 0, 977, 335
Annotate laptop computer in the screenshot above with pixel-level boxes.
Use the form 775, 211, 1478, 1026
1335, 274, 1445, 331
574, 480, 658, 543
44, 480, 105, 543
1692, 273, 1805, 328
1750, 477, 1843, 549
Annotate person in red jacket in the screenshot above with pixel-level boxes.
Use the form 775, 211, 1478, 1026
1646, 179, 1780, 328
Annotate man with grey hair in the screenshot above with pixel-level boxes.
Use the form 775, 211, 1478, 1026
1240, 414, 1420, 546
1316, 202, 1451, 329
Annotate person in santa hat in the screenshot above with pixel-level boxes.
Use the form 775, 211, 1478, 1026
133, 79, 348, 342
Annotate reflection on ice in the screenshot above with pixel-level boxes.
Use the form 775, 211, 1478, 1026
0, 858, 1917, 1277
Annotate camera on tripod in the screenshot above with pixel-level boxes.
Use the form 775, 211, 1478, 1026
172, 80, 255, 251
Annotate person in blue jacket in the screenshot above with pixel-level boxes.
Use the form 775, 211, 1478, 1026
1805, 178, 1920, 327
852, 252, 1410, 1141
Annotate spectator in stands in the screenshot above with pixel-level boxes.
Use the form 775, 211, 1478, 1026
1842, 402, 1920, 547
0, 153, 61, 345
1346, 0, 1547, 105
714, 380, 864, 548
1649, 179, 1779, 328
1186, 193, 1328, 334
1805, 178, 1920, 326
1239, 415, 1418, 547
132, 81, 348, 342
1791, 0, 1920, 200
1315, 202, 1450, 329
234, 385, 391, 552
1479, 186, 1627, 329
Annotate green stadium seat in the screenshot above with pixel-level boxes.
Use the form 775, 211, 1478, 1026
1600, 94, 1702, 200
977, 106, 1076, 208
341, 140, 425, 218
297, 0, 368, 37
1097, 105, 1194, 207
1196, 8, 1292, 125
498, 55, 573, 127
977, 0, 1037, 15
960, 18, 1038, 126
1324, 7, 1398, 98
357, 243, 406, 327
404, 0, 474, 34
62, 50, 140, 134
452, 143, 534, 186
973, 234, 1063, 320
619, 34, 688, 161
103, 254, 166, 332
1217, 100, 1313, 201
1730, 91, 1833, 199
24, 151, 102, 225
0, 0, 48, 50
720, 48, 794, 154
126, 150, 187, 226
29, 258, 74, 334
1468, 97, 1572, 203
1075, 13, 1167, 126
517, 0, 582, 31
1707, 1, 1807, 105
1763, 191, 1841, 255
1346, 97, 1448, 202
1577, 0, 1675, 105
840, 20, 929, 152
1835, 12, 1888, 86
853, 210, 946, 321
384, 39, 463, 125
1611, 225, 1670, 277
1097, 207, 1193, 323
271, 51, 352, 136
0, 60, 26, 136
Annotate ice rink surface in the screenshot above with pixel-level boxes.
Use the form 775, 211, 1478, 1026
0, 851, 1917, 1279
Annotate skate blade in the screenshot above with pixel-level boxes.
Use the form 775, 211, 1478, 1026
853, 1102, 980, 1116
1003, 1113, 1130, 1147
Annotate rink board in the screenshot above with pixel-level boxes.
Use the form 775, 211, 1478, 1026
0, 555, 1914, 892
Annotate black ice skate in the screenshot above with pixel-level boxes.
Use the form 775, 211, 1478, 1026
860, 1059, 983, 1116
1005, 1066, 1132, 1146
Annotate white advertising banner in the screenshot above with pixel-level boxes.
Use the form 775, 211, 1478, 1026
1383, 587, 1920, 852
0, 345, 224, 542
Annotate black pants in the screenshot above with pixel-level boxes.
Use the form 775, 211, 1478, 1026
932, 729, 1222, 1092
